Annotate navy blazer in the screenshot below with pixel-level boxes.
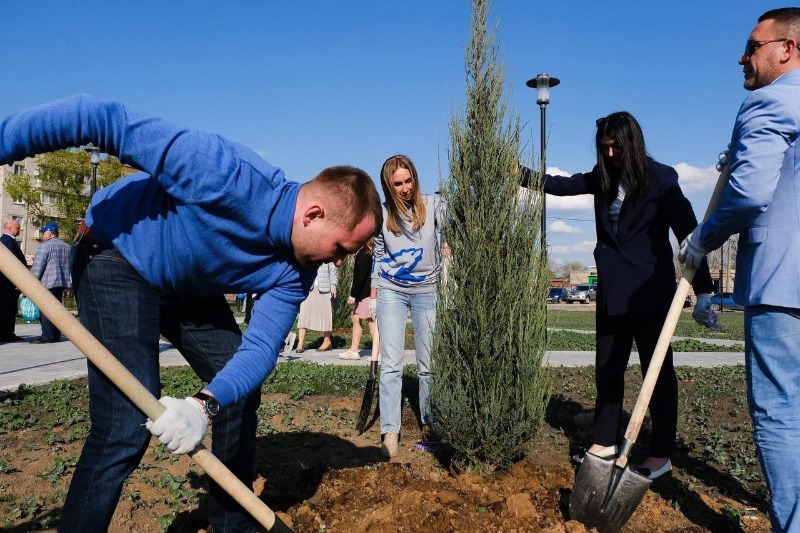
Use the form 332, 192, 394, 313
0, 233, 27, 293
543, 158, 714, 315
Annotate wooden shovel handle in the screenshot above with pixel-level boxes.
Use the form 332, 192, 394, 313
370, 319, 380, 363
0, 245, 287, 531
618, 163, 732, 468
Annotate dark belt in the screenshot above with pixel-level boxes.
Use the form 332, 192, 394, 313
75, 220, 111, 250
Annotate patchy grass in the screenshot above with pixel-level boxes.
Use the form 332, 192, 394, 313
0, 361, 767, 531
547, 309, 744, 341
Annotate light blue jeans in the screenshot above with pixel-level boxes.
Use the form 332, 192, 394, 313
745, 305, 800, 533
378, 288, 437, 434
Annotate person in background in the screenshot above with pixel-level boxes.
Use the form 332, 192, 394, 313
295, 261, 338, 353
679, 8, 800, 530
371, 154, 442, 458
0, 219, 26, 343
0, 94, 381, 532
529, 111, 717, 480
340, 240, 377, 360
30, 221, 72, 343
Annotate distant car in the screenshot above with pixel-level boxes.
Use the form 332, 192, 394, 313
711, 292, 745, 311
547, 287, 569, 304
564, 284, 597, 304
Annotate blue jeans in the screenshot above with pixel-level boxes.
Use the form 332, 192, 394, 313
378, 289, 437, 434
60, 242, 260, 533
745, 305, 800, 533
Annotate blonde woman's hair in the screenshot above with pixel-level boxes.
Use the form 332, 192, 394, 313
379, 154, 426, 234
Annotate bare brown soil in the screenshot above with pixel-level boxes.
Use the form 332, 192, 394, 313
0, 379, 771, 533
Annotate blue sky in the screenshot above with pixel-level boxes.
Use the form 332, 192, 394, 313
0, 1, 778, 268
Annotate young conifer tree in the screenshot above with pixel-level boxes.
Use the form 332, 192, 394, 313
332, 255, 354, 330
431, 0, 551, 472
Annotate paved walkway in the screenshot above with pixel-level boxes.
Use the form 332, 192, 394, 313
0, 323, 745, 392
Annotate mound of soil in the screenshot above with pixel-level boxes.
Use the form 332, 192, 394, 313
0, 384, 770, 532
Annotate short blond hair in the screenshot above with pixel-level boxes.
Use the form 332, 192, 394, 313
303, 166, 382, 235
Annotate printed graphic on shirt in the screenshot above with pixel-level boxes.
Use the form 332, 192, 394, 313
379, 247, 426, 285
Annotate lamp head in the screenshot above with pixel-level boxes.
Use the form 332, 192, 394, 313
526, 73, 560, 105
84, 145, 101, 165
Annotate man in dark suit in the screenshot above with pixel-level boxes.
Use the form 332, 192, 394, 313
0, 218, 27, 342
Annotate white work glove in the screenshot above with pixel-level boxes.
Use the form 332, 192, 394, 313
678, 225, 709, 270
145, 396, 208, 454
692, 293, 720, 331
716, 148, 730, 172
368, 298, 378, 320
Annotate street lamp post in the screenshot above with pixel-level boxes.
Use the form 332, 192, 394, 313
526, 73, 559, 251
84, 146, 101, 198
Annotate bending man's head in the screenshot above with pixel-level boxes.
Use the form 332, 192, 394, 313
292, 166, 382, 269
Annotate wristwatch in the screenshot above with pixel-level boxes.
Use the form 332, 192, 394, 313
192, 391, 220, 419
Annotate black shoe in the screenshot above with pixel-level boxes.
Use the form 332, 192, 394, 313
0, 335, 22, 343
33, 337, 56, 344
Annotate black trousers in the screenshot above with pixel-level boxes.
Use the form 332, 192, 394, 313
593, 308, 678, 458
0, 286, 19, 339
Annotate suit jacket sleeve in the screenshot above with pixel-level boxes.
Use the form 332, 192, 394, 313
700, 90, 798, 250
543, 171, 593, 196
657, 174, 715, 294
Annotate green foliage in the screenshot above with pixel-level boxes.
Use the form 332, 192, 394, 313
546, 330, 743, 352
4, 149, 126, 240
431, 0, 550, 472
0, 460, 18, 474
332, 255, 354, 329
546, 330, 597, 351
0, 380, 88, 434
263, 361, 371, 399
159, 367, 204, 398
547, 309, 745, 341
39, 454, 78, 483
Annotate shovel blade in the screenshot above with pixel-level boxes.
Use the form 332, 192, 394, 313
355, 361, 379, 433
569, 453, 652, 533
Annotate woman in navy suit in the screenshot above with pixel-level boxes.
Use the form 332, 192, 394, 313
543, 112, 716, 479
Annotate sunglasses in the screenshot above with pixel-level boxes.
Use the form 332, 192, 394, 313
744, 38, 786, 57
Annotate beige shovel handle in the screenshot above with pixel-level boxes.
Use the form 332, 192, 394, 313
618, 162, 732, 469
370, 318, 380, 362
0, 245, 283, 531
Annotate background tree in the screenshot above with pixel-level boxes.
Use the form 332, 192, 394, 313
430, 0, 551, 472
5, 149, 125, 241
559, 261, 587, 285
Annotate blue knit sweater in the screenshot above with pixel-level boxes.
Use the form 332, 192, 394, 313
0, 95, 315, 406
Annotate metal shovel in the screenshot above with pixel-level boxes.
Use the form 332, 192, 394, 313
0, 244, 292, 532
355, 323, 380, 433
569, 163, 732, 532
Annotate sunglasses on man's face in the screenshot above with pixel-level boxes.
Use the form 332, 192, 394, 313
743, 38, 786, 57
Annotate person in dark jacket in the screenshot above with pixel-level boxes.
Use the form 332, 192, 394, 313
534, 111, 717, 480
0, 219, 27, 342
340, 240, 378, 360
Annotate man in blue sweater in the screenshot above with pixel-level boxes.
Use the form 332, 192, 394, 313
0, 95, 381, 532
